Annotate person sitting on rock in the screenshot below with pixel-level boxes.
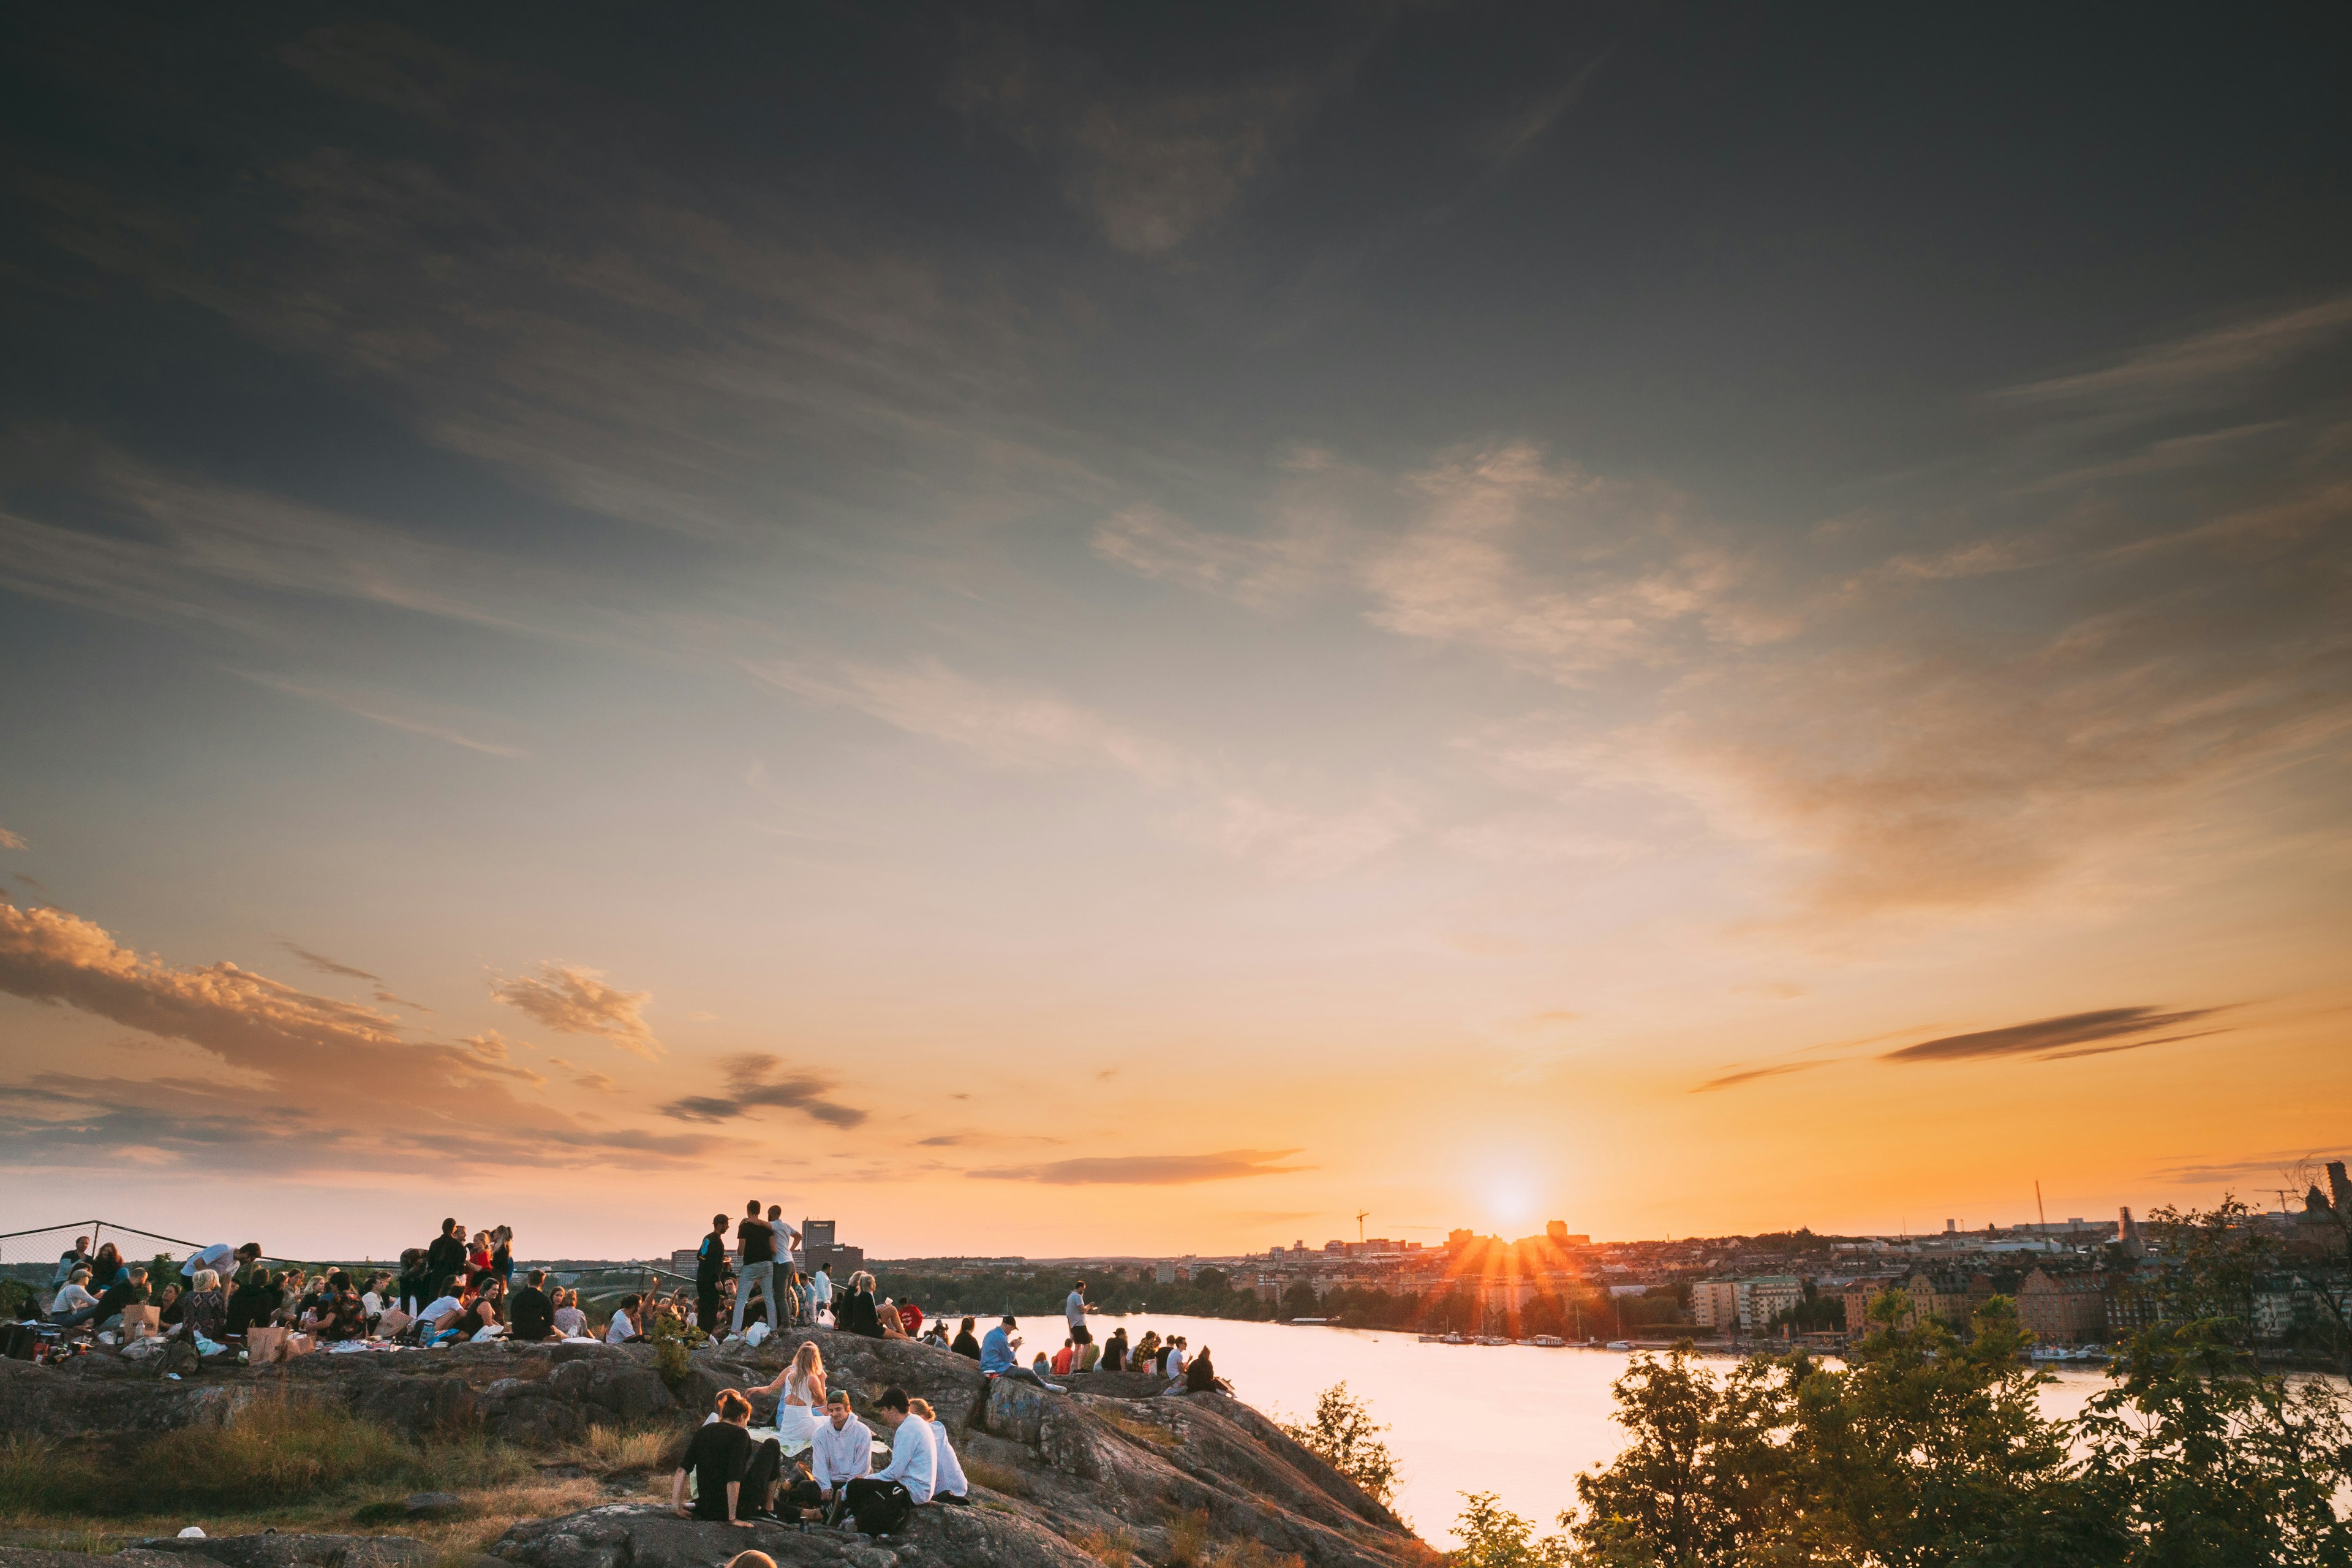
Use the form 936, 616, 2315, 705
906, 1398, 969, 1505
92, 1265, 149, 1332
1181, 1345, 1229, 1395
980, 1314, 1062, 1390
1163, 1336, 1189, 1387
179, 1268, 227, 1344
750, 1340, 826, 1452
510, 1270, 557, 1341
671, 1389, 777, 1526
837, 1272, 883, 1338
606, 1292, 644, 1343
1135, 1330, 1160, 1371
1077, 1336, 1101, 1373
48, 1268, 100, 1332
552, 1287, 587, 1338
950, 1316, 981, 1360
808, 1390, 872, 1513
1051, 1337, 1076, 1377
840, 1385, 935, 1527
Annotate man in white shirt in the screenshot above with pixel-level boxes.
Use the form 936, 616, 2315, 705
765, 1206, 802, 1322
1063, 1278, 1096, 1348
605, 1293, 642, 1343
809, 1390, 872, 1509
1163, 1336, 1188, 1387
838, 1385, 934, 1528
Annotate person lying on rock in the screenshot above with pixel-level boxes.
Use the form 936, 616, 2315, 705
809, 1389, 873, 1513
673, 1389, 781, 1526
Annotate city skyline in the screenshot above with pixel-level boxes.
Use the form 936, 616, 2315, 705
2, 6, 2348, 1262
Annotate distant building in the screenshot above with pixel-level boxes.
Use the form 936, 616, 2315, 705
1736, 1276, 1803, 1330
1324, 1240, 1347, 1254
2017, 1267, 2108, 1344
1447, 1229, 1476, 1253
1154, 1261, 1178, 1284
1692, 1279, 1740, 1330
1842, 1276, 1903, 1335
1544, 1221, 1591, 1246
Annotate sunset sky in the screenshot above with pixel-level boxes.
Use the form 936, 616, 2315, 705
2, 6, 2348, 1262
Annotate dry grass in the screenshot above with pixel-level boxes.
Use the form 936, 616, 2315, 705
571, 1424, 674, 1473
1166, 1510, 1213, 1565
961, 1457, 1034, 1498
1071, 1523, 1144, 1567
1158, 1509, 1308, 1568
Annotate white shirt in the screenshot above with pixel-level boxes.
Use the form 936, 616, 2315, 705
184, 1243, 233, 1276
928, 1419, 969, 1498
813, 1270, 832, 1304
52, 1282, 98, 1313
809, 1415, 873, 1491
1065, 1289, 1087, 1327
418, 1295, 463, 1326
1165, 1346, 1187, 1379
361, 1291, 385, 1316
769, 1218, 799, 1261
873, 1414, 937, 1504
605, 1309, 635, 1343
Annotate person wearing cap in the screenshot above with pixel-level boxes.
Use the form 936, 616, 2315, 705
981, 1313, 1063, 1390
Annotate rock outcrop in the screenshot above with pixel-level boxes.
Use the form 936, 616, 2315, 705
0, 1330, 1430, 1567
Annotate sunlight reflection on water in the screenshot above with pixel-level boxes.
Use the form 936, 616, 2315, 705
1072, 1312, 2119, 1550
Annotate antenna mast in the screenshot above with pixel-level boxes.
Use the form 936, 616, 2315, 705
2035, 1180, 2047, 1227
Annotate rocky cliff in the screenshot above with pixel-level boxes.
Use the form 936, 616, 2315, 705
0, 1330, 1432, 1568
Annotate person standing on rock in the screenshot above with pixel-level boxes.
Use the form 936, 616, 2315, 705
764, 1205, 801, 1324
426, 1218, 467, 1300
696, 1213, 731, 1334
732, 1199, 780, 1338
1064, 1278, 1097, 1348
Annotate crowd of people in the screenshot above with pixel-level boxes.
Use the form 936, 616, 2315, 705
22, 1212, 1234, 1537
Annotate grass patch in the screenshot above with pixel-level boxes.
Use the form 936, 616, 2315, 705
1072, 1524, 1142, 1566
0, 1397, 532, 1521
572, 1425, 674, 1473
961, 1457, 1033, 1499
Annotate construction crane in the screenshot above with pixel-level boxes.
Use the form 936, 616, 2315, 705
1355, 1210, 1370, 1246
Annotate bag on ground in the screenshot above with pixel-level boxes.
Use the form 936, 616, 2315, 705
850, 1480, 913, 1536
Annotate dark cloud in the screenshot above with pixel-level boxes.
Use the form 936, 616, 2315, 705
657, 1052, 865, 1129
1882, 1006, 2230, 1064
2146, 1148, 2346, 1187
279, 941, 379, 981
1692, 1062, 1823, 1093
967, 1148, 1310, 1185
372, 986, 432, 1012
917, 1134, 970, 1147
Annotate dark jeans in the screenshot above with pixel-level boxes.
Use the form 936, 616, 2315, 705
51, 1306, 97, 1329
992, 1366, 1053, 1387
696, 1286, 720, 1333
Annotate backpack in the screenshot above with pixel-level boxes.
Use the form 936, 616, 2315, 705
850, 1480, 914, 1536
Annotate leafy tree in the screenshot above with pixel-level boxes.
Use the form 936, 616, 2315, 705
1279, 1280, 1322, 1319
2141, 1195, 2277, 1350
1280, 1382, 1398, 1509
1567, 1344, 1793, 1566
1451, 1492, 1571, 1567
2075, 1317, 2352, 1566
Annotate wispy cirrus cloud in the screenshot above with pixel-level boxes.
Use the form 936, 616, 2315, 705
1882, 1005, 2230, 1065
279, 941, 379, 981
1992, 293, 2352, 421
0, 827, 25, 851
968, 1148, 1311, 1185
657, 1052, 865, 1129
1692, 1062, 1824, 1093
238, 672, 529, 758
492, 963, 662, 1059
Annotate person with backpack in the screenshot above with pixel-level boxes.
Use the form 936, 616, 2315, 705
838, 1385, 933, 1534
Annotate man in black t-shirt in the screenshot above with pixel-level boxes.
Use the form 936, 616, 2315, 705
671, 1389, 780, 1523
510, 1270, 556, 1341
425, 1218, 468, 1298
732, 1199, 777, 1336
94, 1267, 149, 1330
696, 1215, 731, 1334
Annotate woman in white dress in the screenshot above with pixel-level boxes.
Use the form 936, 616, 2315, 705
753, 1340, 826, 1452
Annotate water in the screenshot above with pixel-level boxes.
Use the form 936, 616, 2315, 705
1078, 1314, 2117, 1548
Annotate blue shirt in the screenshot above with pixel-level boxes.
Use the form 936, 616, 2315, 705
979, 1325, 1017, 1373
